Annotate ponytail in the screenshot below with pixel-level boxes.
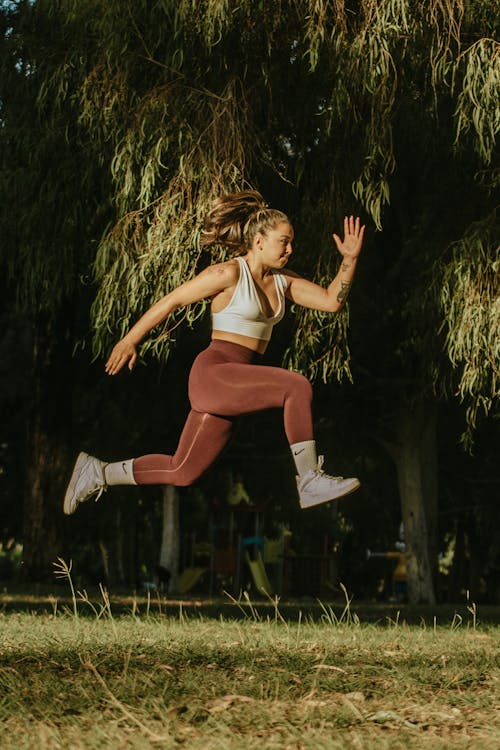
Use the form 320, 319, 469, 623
200, 190, 289, 253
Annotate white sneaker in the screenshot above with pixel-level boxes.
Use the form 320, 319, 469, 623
64, 452, 107, 515
297, 456, 360, 509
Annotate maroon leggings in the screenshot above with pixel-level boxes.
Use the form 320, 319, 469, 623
133, 339, 314, 486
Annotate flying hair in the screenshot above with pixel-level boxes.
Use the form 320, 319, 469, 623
200, 190, 290, 253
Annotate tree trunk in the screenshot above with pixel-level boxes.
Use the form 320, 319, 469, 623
393, 399, 437, 604
419, 404, 439, 594
159, 486, 180, 593
23, 313, 72, 580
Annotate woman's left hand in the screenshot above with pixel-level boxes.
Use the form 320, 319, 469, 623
333, 216, 365, 260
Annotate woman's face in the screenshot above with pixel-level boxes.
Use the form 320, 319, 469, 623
256, 221, 294, 267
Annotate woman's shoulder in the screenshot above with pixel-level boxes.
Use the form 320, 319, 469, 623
199, 258, 241, 286
276, 268, 301, 290
281, 268, 301, 280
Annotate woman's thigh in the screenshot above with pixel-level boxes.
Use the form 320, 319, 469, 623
189, 358, 311, 417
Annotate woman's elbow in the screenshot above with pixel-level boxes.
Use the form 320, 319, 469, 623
326, 299, 343, 313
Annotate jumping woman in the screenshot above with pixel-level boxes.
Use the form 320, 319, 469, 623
64, 190, 365, 514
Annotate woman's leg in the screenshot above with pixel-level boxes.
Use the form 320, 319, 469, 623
120, 342, 313, 490
133, 411, 234, 486
64, 412, 234, 514
132, 341, 314, 485
188, 342, 314, 445
186, 342, 360, 509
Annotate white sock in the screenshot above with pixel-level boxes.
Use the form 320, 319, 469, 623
104, 459, 138, 486
290, 440, 317, 475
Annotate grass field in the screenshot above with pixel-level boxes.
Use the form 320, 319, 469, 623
0, 578, 498, 749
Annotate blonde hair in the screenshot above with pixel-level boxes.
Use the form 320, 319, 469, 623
200, 190, 290, 253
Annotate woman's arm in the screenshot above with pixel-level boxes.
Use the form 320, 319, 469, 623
285, 216, 365, 313
105, 261, 238, 375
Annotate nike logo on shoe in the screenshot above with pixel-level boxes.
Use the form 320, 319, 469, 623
122, 462, 128, 474
293, 448, 305, 456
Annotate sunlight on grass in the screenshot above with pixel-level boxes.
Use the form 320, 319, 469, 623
0, 568, 498, 749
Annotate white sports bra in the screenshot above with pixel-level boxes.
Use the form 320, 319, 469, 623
212, 257, 288, 341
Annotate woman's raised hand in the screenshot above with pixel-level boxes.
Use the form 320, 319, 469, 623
105, 338, 138, 376
332, 216, 365, 260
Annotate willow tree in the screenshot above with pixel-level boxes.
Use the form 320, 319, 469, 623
0, 0, 113, 577
291, 0, 498, 602
2, 0, 498, 595
83, 1, 498, 603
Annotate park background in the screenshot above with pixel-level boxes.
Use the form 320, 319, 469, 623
0, 0, 498, 609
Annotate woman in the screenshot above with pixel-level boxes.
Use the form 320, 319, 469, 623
64, 190, 365, 515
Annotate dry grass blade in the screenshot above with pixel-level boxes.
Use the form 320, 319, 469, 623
84, 660, 169, 742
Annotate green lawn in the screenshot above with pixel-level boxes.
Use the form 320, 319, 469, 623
0, 584, 498, 749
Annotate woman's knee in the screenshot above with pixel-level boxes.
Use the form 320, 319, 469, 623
288, 371, 313, 403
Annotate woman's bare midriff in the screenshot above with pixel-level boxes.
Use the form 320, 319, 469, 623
211, 329, 269, 354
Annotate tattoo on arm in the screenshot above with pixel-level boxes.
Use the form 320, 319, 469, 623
341, 261, 351, 272
336, 280, 352, 303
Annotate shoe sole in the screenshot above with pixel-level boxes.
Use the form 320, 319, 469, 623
63, 452, 89, 515
299, 478, 361, 509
